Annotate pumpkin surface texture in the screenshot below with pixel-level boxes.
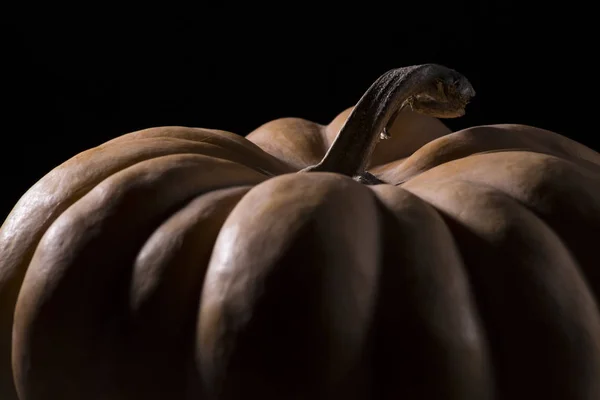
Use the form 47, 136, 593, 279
0, 64, 599, 400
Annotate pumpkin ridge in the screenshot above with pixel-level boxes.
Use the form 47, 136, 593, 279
376, 125, 600, 185
0, 141, 269, 305
100, 135, 288, 177
369, 184, 495, 398
198, 173, 380, 398
404, 151, 600, 297
408, 178, 600, 398
126, 185, 252, 399
12, 154, 266, 399
107, 126, 294, 175
0, 141, 242, 400
246, 118, 329, 171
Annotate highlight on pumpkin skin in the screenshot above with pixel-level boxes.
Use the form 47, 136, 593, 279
299, 64, 476, 184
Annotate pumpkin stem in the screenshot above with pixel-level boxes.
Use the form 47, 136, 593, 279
300, 64, 475, 183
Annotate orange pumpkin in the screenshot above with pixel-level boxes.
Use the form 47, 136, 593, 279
1, 64, 598, 399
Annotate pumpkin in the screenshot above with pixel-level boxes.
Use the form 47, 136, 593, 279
1, 64, 599, 400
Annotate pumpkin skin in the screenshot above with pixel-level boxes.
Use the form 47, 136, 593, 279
1, 102, 600, 399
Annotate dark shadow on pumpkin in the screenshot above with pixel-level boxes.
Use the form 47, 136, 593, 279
13, 188, 241, 399
438, 209, 599, 400
0, 289, 19, 399
367, 199, 493, 399
124, 186, 252, 400
21, 197, 207, 399
117, 186, 257, 400
120, 199, 209, 400
502, 178, 600, 301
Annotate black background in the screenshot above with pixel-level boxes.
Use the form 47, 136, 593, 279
3, 4, 596, 221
